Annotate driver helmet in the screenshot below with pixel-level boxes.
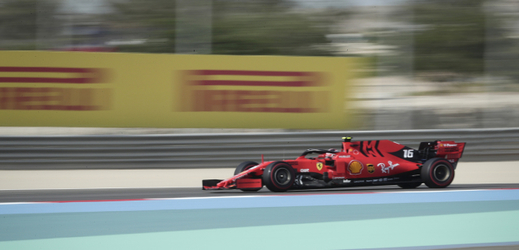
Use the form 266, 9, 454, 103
325, 148, 338, 158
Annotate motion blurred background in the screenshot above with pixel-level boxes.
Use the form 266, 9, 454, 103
2, 3, 519, 250
1, 0, 519, 130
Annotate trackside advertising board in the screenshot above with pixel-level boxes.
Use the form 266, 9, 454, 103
0, 51, 358, 129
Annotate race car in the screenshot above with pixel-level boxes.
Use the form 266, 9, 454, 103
203, 137, 466, 192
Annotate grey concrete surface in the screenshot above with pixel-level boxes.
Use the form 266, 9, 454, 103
0, 168, 234, 190
0, 161, 517, 190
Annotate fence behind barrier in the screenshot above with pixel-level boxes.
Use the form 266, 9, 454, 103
0, 128, 518, 169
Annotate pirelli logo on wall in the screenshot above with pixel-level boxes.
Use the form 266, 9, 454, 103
0, 67, 111, 111
179, 70, 329, 113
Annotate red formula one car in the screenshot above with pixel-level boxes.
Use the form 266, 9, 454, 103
203, 137, 466, 192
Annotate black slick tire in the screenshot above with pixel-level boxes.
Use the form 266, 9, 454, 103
262, 161, 295, 192
421, 158, 455, 188
235, 161, 261, 192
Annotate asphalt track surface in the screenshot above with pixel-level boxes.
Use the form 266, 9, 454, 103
1, 183, 519, 203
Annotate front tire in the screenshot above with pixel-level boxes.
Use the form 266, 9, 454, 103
235, 161, 261, 192
262, 161, 295, 192
234, 161, 259, 175
421, 158, 455, 188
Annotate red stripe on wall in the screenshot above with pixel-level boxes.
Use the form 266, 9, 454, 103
196, 80, 312, 87
0, 67, 90, 73
0, 77, 92, 84
0, 67, 105, 84
195, 70, 312, 77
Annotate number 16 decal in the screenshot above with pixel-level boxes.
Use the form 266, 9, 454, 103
403, 149, 414, 158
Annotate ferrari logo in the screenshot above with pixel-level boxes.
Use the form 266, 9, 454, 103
316, 162, 323, 171
367, 164, 375, 174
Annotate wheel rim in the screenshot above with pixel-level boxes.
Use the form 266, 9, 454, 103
274, 168, 291, 185
433, 164, 451, 182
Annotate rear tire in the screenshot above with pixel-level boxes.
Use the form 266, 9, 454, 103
235, 161, 261, 192
262, 161, 295, 192
398, 182, 422, 189
421, 158, 455, 188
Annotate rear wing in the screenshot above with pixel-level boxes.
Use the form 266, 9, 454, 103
435, 141, 466, 162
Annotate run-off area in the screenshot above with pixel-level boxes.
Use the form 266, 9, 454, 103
1, 189, 519, 250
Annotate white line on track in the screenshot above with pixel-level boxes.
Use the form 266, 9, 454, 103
0, 186, 199, 191
1, 188, 511, 205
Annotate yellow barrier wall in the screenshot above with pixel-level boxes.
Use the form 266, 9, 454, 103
0, 51, 357, 129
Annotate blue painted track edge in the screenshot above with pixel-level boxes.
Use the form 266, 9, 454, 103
1, 189, 519, 215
